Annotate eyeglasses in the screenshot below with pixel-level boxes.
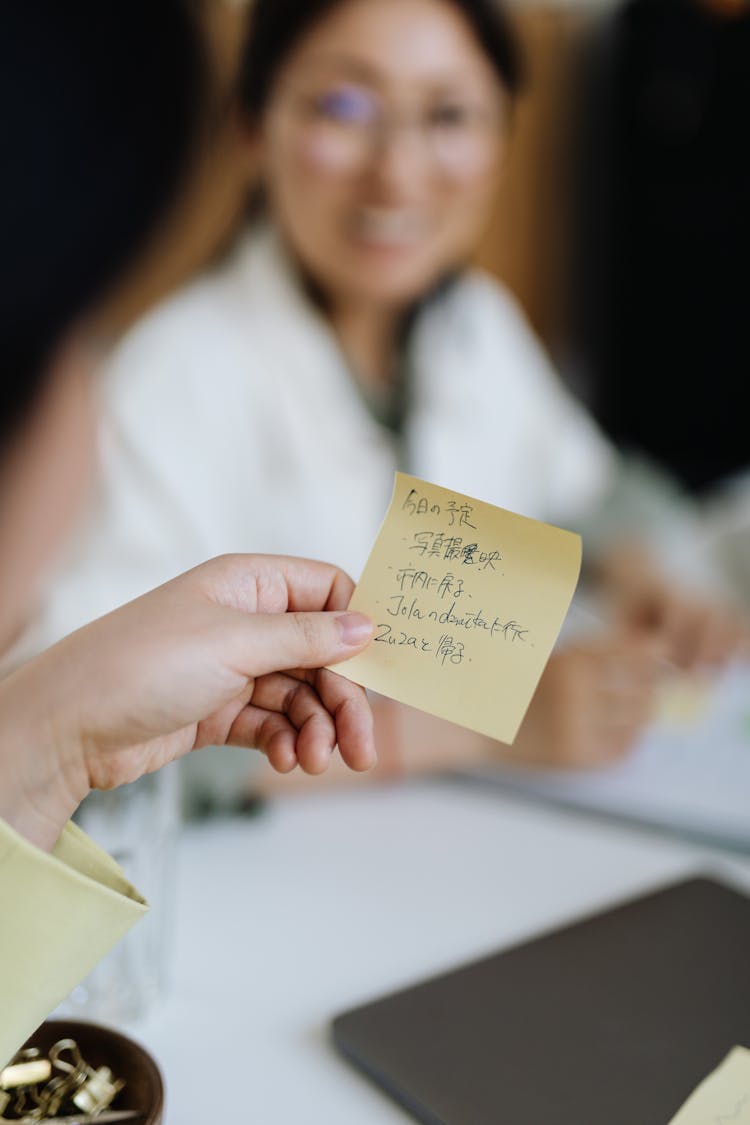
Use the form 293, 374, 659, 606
279, 83, 503, 176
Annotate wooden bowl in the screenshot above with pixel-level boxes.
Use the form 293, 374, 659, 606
19, 1018, 164, 1124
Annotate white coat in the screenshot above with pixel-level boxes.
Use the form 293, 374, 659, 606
8, 222, 616, 665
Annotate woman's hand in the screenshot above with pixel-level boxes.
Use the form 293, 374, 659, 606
0, 554, 375, 851
615, 581, 749, 671
253, 694, 502, 795
595, 545, 750, 670
509, 631, 666, 769
251, 628, 666, 795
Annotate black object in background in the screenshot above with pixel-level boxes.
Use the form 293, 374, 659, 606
332, 875, 750, 1125
571, 0, 750, 497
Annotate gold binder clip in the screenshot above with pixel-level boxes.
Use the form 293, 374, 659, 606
1, 1048, 54, 1121
0, 1058, 52, 1091
47, 1041, 86, 1085
32, 1073, 77, 1120
72, 1068, 124, 1116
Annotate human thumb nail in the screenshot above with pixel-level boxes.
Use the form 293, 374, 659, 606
336, 612, 374, 648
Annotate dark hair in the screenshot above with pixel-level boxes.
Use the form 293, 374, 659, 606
0, 0, 207, 448
238, 0, 525, 120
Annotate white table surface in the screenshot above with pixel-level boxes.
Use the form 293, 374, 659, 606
121, 777, 750, 1124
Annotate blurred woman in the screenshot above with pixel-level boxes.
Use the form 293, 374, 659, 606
0, 0, 375, 1064
7, 0, 747, 788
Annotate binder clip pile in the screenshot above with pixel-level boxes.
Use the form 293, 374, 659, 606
0, 1038, 138, 1124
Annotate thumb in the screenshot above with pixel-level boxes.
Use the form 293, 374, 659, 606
229, 610, 374, 678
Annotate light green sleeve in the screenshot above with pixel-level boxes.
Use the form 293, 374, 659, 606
0, 817, 147, 1067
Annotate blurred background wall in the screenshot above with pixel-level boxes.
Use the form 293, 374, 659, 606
570, 0, 750, 498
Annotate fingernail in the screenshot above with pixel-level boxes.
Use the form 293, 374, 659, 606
337, 612, 374, 647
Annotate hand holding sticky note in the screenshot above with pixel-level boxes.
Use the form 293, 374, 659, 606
335, 473, 582, 744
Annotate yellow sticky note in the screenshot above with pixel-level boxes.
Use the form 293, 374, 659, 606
336, 472, 582, 744
667, 1047, 750, 1124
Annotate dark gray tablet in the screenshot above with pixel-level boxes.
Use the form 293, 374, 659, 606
331, 875, 750, 1125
